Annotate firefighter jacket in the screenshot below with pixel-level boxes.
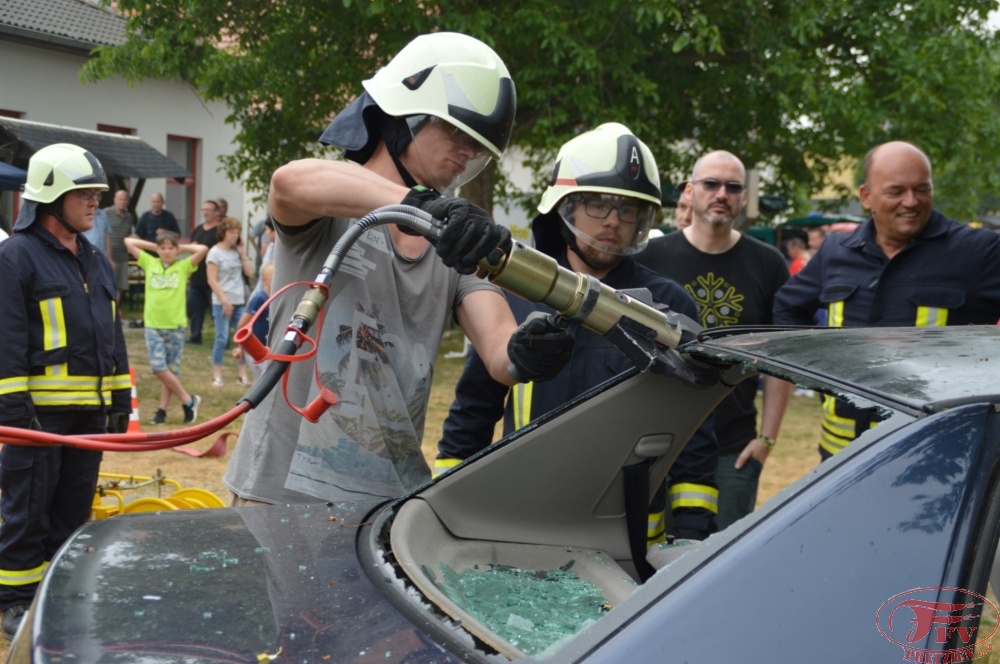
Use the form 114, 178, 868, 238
0, 225, 131, 424
437, 216, 719, 540
774, 210, 1000, 454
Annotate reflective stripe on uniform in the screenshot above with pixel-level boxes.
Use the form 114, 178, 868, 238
647, 510, 666, 545
433, 458, 462, 478
0, 562, 48, 587
105, 373, 131, 391
827, 301, 845, 328
820, 394, 877, 456
916, 306, 948, 327
512, 382, 533, 430
1, 375, 127, 405
28, 391, 116, 407
0, 376, 29, 396
40, 296, 68, 377
669, 483, 719, 513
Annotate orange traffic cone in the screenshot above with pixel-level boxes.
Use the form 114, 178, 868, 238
128, 367, 142, 433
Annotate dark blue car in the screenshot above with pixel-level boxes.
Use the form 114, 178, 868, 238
9, 326, 1000, 663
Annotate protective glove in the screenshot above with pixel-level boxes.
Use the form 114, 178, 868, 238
507, 312, 575, 383
401, 187, 511, 274
398, 186, 441, 237
106, 412, 130, 434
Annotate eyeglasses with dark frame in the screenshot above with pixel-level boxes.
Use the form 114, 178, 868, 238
691, 178, 746, 196
572, 195, 650, 225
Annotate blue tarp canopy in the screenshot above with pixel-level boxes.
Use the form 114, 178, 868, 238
0, 162, 26, 191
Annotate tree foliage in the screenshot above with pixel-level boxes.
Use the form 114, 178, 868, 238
85, 0, 1000, 218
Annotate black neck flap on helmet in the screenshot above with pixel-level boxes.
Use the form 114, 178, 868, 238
319, 90, 419, 188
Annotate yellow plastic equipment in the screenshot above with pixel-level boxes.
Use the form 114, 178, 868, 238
92, 470, 226, 519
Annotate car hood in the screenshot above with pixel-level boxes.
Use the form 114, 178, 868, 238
24, 501, 463, 663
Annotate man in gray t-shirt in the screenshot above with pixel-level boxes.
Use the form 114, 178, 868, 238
224, 33, 572, 505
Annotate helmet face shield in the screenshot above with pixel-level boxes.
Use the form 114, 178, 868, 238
405, 114, 493, 195
558, 193, 658, 256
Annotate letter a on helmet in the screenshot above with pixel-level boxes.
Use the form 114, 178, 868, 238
538, 123, 661, 256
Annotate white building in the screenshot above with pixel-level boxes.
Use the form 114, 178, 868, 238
0, 0, 259, 235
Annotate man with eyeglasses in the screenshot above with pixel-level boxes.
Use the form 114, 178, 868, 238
436, 123, 720, 547
637, 150, 790, 530
224, 33, 572, 507
774, 140, 1000, 460
0, 143, 131, 638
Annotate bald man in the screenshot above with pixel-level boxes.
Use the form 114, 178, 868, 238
774, 140, 1000, 459
637, 150, 791, 529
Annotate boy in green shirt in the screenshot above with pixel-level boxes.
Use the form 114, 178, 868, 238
125, 231, 209, 424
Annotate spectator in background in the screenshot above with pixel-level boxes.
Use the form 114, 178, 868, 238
786, 236, 810, 275
675, 184, 693, 229
188, 200, 222, 344
207, 216, 254, 388
105, 189, 136, 302
232, 261, 273, 381
249, 217, 275, 300
217, 197, 239, 225
249, 216, 274, 275
807, 226, 826, 253
124, 231, 208, 424
81, 203, 112, 257
637, 150, 791, 531
135, 192, 180, 243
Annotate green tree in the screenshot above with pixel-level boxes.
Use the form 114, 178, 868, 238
85, 0, 1000, 219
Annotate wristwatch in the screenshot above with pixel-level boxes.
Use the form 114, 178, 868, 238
758, 435, 776, 449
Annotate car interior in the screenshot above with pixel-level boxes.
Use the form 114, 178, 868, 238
381, 357, 736, 658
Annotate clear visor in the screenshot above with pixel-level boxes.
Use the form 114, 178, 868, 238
406, 115, 493, 196
557, 193, 658, 256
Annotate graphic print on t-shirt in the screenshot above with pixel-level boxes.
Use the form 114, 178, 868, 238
685, 271, 745, 327
286, 228, 433, 501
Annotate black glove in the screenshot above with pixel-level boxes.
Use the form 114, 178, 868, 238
507, 312, 575, 383
399, 186, 442, 237
401, 187, 511, 274
106, 412, 130, 434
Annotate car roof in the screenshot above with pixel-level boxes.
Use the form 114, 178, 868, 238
684, 325, 1000, 413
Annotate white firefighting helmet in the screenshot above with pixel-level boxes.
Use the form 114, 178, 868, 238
23, 143, 108, 204
539, 123, 661, 256
15, 143, 109, 231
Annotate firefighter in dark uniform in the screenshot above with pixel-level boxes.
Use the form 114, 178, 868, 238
774, 140, 1000, 459
0, 143, 131, 639
436, 123, 719, 543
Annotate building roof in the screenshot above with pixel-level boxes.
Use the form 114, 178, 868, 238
0, 0, 126, 53
0, 117, 190, 180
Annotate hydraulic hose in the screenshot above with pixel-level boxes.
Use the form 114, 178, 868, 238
1, 203, 685, 451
